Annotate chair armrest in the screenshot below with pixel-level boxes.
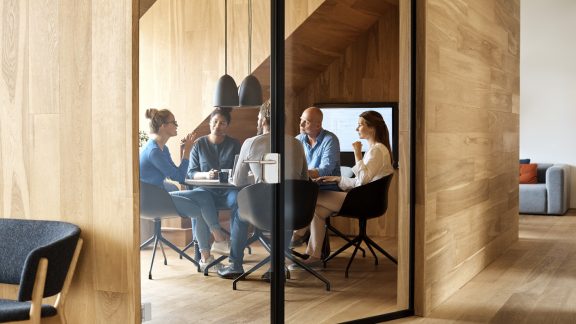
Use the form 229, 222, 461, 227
545, 164, 570, 214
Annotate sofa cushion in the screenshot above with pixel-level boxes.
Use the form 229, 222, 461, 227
519, 158, 531, 164
519, 183, 547, 214
519, 163, 538, 184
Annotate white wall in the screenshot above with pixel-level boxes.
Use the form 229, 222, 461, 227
521, 0, 576, 208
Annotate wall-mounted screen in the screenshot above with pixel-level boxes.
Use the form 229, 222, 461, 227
317, 102, 399, 168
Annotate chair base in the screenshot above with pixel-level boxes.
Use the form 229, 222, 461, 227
232, 235, 330, 291
324, 218, 397, 278
325, 218, 366, 258
140, 219, 200, 279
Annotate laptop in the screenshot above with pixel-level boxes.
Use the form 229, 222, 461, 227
229, 154, 240, 183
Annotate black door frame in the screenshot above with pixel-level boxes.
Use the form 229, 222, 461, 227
268, 0, 418, 322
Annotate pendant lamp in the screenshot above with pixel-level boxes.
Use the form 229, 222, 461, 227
238, 0, 263, 107
213, 0, 239, 107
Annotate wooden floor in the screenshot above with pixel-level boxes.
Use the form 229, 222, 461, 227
393, 210, 576, 324
141, 236, 400, 323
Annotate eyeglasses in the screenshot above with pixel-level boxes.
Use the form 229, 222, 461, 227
166, 120, 178, 127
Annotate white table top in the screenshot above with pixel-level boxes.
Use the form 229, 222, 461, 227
184, 179, 237, 188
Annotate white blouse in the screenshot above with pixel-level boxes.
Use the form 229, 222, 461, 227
338, 143, 394, 192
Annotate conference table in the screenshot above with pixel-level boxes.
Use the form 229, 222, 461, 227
184, 179, 237, 189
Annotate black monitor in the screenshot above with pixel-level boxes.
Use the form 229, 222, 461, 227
316, 102, 399, 169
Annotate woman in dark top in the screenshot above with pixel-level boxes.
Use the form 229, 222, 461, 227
180, 108, 241, 266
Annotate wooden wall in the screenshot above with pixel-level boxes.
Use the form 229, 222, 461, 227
415, 0, 520, 315
139, 0, 325, 157
0, 0, 139, 323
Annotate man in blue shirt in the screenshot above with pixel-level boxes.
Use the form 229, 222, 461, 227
292, 107, 341, 246
296, 106, 341, 178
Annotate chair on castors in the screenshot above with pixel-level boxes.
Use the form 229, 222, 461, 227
233, 180, 330, 291
139, 181, 200, 279
323, 174, 397, 278
0, 219, 82, 324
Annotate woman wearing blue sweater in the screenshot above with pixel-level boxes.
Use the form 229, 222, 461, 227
140, 108, 228, 271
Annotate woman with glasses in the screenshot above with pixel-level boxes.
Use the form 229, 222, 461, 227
140, 108, 228, 271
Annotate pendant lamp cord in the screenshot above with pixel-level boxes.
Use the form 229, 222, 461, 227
225, 0, 228, 74
248, 0, 252, 73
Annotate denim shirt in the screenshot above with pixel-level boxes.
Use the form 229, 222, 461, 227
296, 129, 341, 176
187, 135, 241, 179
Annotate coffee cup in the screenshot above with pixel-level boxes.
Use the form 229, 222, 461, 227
220, 169, 232, 182
218, 171, 229, 183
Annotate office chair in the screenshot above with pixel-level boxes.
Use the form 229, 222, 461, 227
233, 180, 330, 291
0, 219, 82, 324
140, 181, 200, 279
323, 174, 397, 277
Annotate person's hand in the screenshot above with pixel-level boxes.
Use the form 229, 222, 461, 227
307, 169, 319, 179
352, 141, 363, 153
180, 131, 197, 158
207, 169, 219, 180
352, 141, 363, 162
313, 176, 340, 183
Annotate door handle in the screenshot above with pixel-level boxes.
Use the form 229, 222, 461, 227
242, 153, 280, 184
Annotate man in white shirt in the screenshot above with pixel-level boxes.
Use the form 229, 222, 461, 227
218, 100, 308, 279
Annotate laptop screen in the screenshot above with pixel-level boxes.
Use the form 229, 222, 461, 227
230, 154, 240, 182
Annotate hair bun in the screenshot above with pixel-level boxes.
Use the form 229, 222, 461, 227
145, 108, 159, 119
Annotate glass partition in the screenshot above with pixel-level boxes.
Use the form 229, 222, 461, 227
138, 0, 413, 322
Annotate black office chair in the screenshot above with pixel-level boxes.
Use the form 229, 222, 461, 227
232, 180, 330, 291
323, 174, 397, 278
0, 219, 82, 324
139, 181, 200, 279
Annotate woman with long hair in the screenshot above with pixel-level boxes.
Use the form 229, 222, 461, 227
290, 110, 394, 269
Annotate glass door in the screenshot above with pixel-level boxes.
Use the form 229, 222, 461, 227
281, 0, 414, 322
138, 0, 413, 322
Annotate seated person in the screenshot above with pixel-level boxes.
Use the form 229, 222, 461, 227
140, 108, 222, 270
183, 108, 241, 269
218, 100, 308, 279
292, 106, 341, 246
290, 110, 394, 269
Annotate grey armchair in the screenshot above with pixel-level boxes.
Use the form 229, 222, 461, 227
519, 163, 571, 215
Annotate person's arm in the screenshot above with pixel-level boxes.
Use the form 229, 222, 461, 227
316, 134, 341, 177
149, 147, 188, 183
351, 144, 390, 186
187, 141, 211, 179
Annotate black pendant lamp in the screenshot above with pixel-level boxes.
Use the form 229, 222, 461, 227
238, 0, 263, 107
213, 0, 239, 108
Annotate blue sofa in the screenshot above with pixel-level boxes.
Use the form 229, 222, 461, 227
519, 163, 570, 215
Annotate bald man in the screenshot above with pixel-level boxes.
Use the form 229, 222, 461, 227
296, 107, 341, 179
292, 107, 341, 247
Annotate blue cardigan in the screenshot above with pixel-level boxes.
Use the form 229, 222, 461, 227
140, 139, 189, 188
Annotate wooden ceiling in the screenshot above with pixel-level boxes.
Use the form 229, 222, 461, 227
140, 0, 158, 18
253, 0, 399, 98
141, 0, 399, 101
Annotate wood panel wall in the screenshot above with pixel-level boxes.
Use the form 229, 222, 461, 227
0, 0, 139, 323
415, 0, 520, 315
139, 0, 325, 157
